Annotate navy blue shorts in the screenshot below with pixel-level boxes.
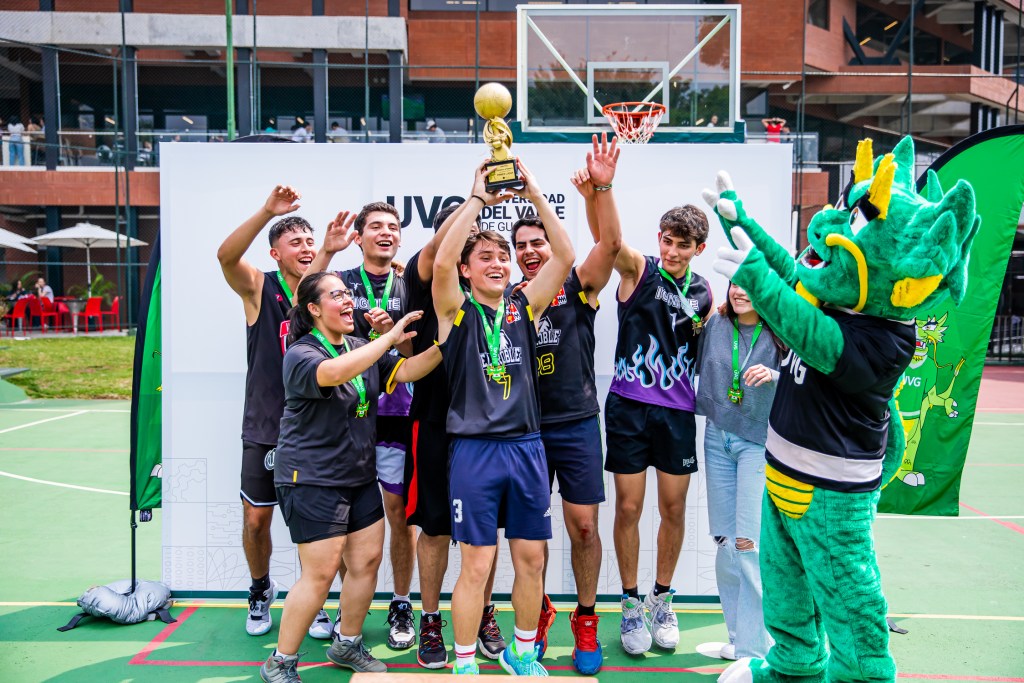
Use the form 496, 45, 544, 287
541, 415, 606, 505
449, 433, 552, 546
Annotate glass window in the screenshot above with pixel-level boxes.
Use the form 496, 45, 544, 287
809, 0, 829, 30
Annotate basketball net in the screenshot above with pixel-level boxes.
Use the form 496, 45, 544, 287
603, 102, 666, 144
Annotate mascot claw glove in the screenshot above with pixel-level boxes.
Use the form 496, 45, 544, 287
709, 137, 978, 683
714, 227, 755, 280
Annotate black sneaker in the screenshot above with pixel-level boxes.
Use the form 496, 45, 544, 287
416, 612, 448, 669
386, 599, 416, 650
477, 604, 506, 660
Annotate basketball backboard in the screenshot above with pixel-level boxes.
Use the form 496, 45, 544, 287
516, 4, 741, 140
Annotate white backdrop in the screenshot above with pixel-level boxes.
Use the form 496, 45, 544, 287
159, 141, 793, 597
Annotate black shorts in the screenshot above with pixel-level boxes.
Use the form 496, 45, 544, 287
405, 419, 452, 537
240, 440, 278, 506
276, 482, 384, 544
604, 393, 698, 476
542, 415, 606, 505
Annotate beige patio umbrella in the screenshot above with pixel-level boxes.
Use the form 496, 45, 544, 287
0, 227, 36, 254
31, 222, 147, 294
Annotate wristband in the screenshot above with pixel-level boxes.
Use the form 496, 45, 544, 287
471, 194, 487, 206
593, 183, 613, 192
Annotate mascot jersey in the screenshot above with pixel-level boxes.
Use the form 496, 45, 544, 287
767, 309, 914, 494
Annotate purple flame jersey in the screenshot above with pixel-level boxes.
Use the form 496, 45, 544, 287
608, 256, 712, 412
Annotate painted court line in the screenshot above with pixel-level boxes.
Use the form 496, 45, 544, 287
0, 447, 129, 453
0, 410, 88, 434
0, 470, 128, 496
959, 502, 1024, 536
126, 607, 1024, 680
0, 407, 129, 414
878, 515, 1024, 521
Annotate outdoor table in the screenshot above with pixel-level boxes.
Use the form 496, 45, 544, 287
63, 298, 87, 334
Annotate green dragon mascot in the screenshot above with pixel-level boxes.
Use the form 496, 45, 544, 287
702, 136, 978, 683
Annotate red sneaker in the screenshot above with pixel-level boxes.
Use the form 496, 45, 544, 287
535, 594, 557, 659
570, 609, 603, 674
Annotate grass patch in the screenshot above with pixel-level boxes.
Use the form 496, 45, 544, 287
0, 336, 135, 399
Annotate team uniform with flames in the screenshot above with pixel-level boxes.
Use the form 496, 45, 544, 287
605, 256, 712, 475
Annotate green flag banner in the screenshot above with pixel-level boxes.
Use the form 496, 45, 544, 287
130, 235, 162, 512
880, 126, 1024, 515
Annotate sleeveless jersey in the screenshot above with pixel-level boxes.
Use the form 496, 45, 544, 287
338, 265, 412, 417
404, 250, 450, 424
241, 271, 292, 444
609, 256, 712, 412
766, 308, 915, 493
534, 268, 599, 425
442, 289, 541, 438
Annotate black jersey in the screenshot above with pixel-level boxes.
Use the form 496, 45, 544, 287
765, 308, 915, 493
275, 335, 402, 488
609, 256, 712, 412
404, 250, 450, 424
442, 289, 541, 438
337, 265, 412, 417
534, 268, 599, 425
241, 271, 292, 444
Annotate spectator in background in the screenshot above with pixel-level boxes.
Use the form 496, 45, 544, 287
264, 117, 278, 133
35, 277, 54, 302
292, 122, 313, 143
761, 116, 786, 143
7, 116, 25, 165
328, 121, 348, 143
138, 140, 155, 166
7, 280, 27, 302
26, 116, 42, 165
426, 119, 446, 143
707, 114, 720, 128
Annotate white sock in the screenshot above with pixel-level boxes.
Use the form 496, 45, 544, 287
336, 632, 358, 644
393, 593, 411, 603
455, 641, 476, 667
422, 609, 440, 619
274, 648, 295, 658
514, 626, 537, 655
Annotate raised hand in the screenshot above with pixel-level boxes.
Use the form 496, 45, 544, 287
472, 161, 515, 206
364, 307, 396, 338
714, 227, 755, 280
510, 158, 543, 202
701, 171, 748, 228
264, 185, 301, 216
324, 210, 358, 255
386, 310, 424, 346
586, 132, 619, 187
570, 167, 594, 200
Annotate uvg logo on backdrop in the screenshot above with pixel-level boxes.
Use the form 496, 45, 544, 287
386, 194, 568, 233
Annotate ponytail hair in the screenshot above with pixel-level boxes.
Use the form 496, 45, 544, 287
287, 271, 334, 345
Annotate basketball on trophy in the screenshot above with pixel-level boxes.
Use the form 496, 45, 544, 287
473, 82, 513, 121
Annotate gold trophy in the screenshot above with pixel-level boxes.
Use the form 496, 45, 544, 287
474, 82, 522, 192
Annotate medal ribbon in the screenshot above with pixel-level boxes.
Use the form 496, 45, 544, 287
731, 321, 764, 394
359, 265, 394, 311
466, 291, 506, 380
275, 270, 294, 302
658, 266, 701, 326
309, 329, 369, 417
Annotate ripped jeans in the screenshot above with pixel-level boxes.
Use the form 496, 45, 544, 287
704, 422, 771, 659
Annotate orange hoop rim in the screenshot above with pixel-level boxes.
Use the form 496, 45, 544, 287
601, 101, 667, 119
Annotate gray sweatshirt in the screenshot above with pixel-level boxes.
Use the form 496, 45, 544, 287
695, 312, 781, 445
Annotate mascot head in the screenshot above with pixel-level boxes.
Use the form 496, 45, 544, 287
796, 136, 979, 320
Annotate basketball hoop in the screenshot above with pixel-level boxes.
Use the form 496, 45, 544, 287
603, 102, 666, 144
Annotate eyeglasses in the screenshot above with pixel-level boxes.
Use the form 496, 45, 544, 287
325, 288, 353, 303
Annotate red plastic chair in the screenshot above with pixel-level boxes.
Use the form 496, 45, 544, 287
2, 298, 29, 336
101, 296, 121, 332
27, 296, 59, 333
39, 296, 64, 332
73, 297, 104, 333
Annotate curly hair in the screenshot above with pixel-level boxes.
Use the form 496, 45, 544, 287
659, 205, 709, 245
268, 216, 313, 247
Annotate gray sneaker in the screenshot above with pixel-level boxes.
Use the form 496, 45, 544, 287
260, 651, 302, 683
619, 596, 652, 655
643, 589, 679, 649
308, 609, 333, 640
247, 579, 278, 636
327, 635, 387, 673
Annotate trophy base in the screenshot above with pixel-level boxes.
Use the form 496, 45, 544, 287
485, 158, 524, 193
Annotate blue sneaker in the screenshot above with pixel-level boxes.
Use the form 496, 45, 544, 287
499, 641, 548, 676
452, 661, 480, 675
570, 609, 603, 674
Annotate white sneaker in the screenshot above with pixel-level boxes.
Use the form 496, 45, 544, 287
308, 608, 333, 639
720, 643, 737, 660
619, 596, 652, 655
643, 590, 679, 650
246, 579, 278, 636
